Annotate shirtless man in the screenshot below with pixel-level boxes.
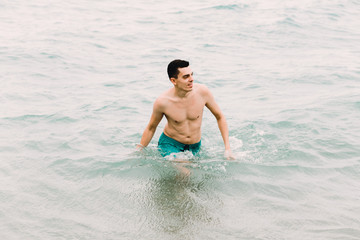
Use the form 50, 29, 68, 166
137, 59, 234, 160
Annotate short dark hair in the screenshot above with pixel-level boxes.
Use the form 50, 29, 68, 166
167, 59, 189, 79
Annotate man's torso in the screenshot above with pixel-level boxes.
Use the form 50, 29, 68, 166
160, 84, 206, 144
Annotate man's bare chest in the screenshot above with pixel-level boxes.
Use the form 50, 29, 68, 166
164, 98, 205, 123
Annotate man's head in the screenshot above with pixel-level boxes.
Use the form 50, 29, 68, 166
167, 59, 189, 79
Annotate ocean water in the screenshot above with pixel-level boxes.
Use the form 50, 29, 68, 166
1, 0, 360, 239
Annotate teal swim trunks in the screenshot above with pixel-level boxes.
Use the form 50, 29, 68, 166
158, 132, 201, 157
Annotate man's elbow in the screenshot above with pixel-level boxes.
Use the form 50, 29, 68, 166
214, 113, 225, 121
146, 123, 157, 132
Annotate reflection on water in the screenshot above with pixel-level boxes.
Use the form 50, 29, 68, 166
131, 161, 224, 239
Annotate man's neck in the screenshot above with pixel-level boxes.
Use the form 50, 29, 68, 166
174, 87, 192, 99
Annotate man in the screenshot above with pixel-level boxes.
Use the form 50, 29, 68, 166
137, 59, 234, 160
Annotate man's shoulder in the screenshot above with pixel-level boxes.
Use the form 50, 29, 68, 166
194, 83, 211, 95
154, 89, 173, 109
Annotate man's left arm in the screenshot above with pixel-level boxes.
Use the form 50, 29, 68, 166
203, 86, 235, 160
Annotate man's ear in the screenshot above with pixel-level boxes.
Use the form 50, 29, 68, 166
170, 77, 177, 85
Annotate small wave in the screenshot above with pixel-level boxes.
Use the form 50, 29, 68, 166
355, 101, 360, 110
48, 115, 78, 123
2, 113, 78, 124
211, 4, 248, 11
277, 17, 302, 28
40, 52, 63, 59
2, 114, 54, 124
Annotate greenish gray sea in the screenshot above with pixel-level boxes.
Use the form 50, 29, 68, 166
1, 0, 360, 239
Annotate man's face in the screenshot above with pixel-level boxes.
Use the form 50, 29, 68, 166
172, 66, 194, 91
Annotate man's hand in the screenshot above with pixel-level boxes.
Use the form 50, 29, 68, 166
224, 149, 235, 160
136, 144, 145, 151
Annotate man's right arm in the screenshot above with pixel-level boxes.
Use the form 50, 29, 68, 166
137, 99, 164, 149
